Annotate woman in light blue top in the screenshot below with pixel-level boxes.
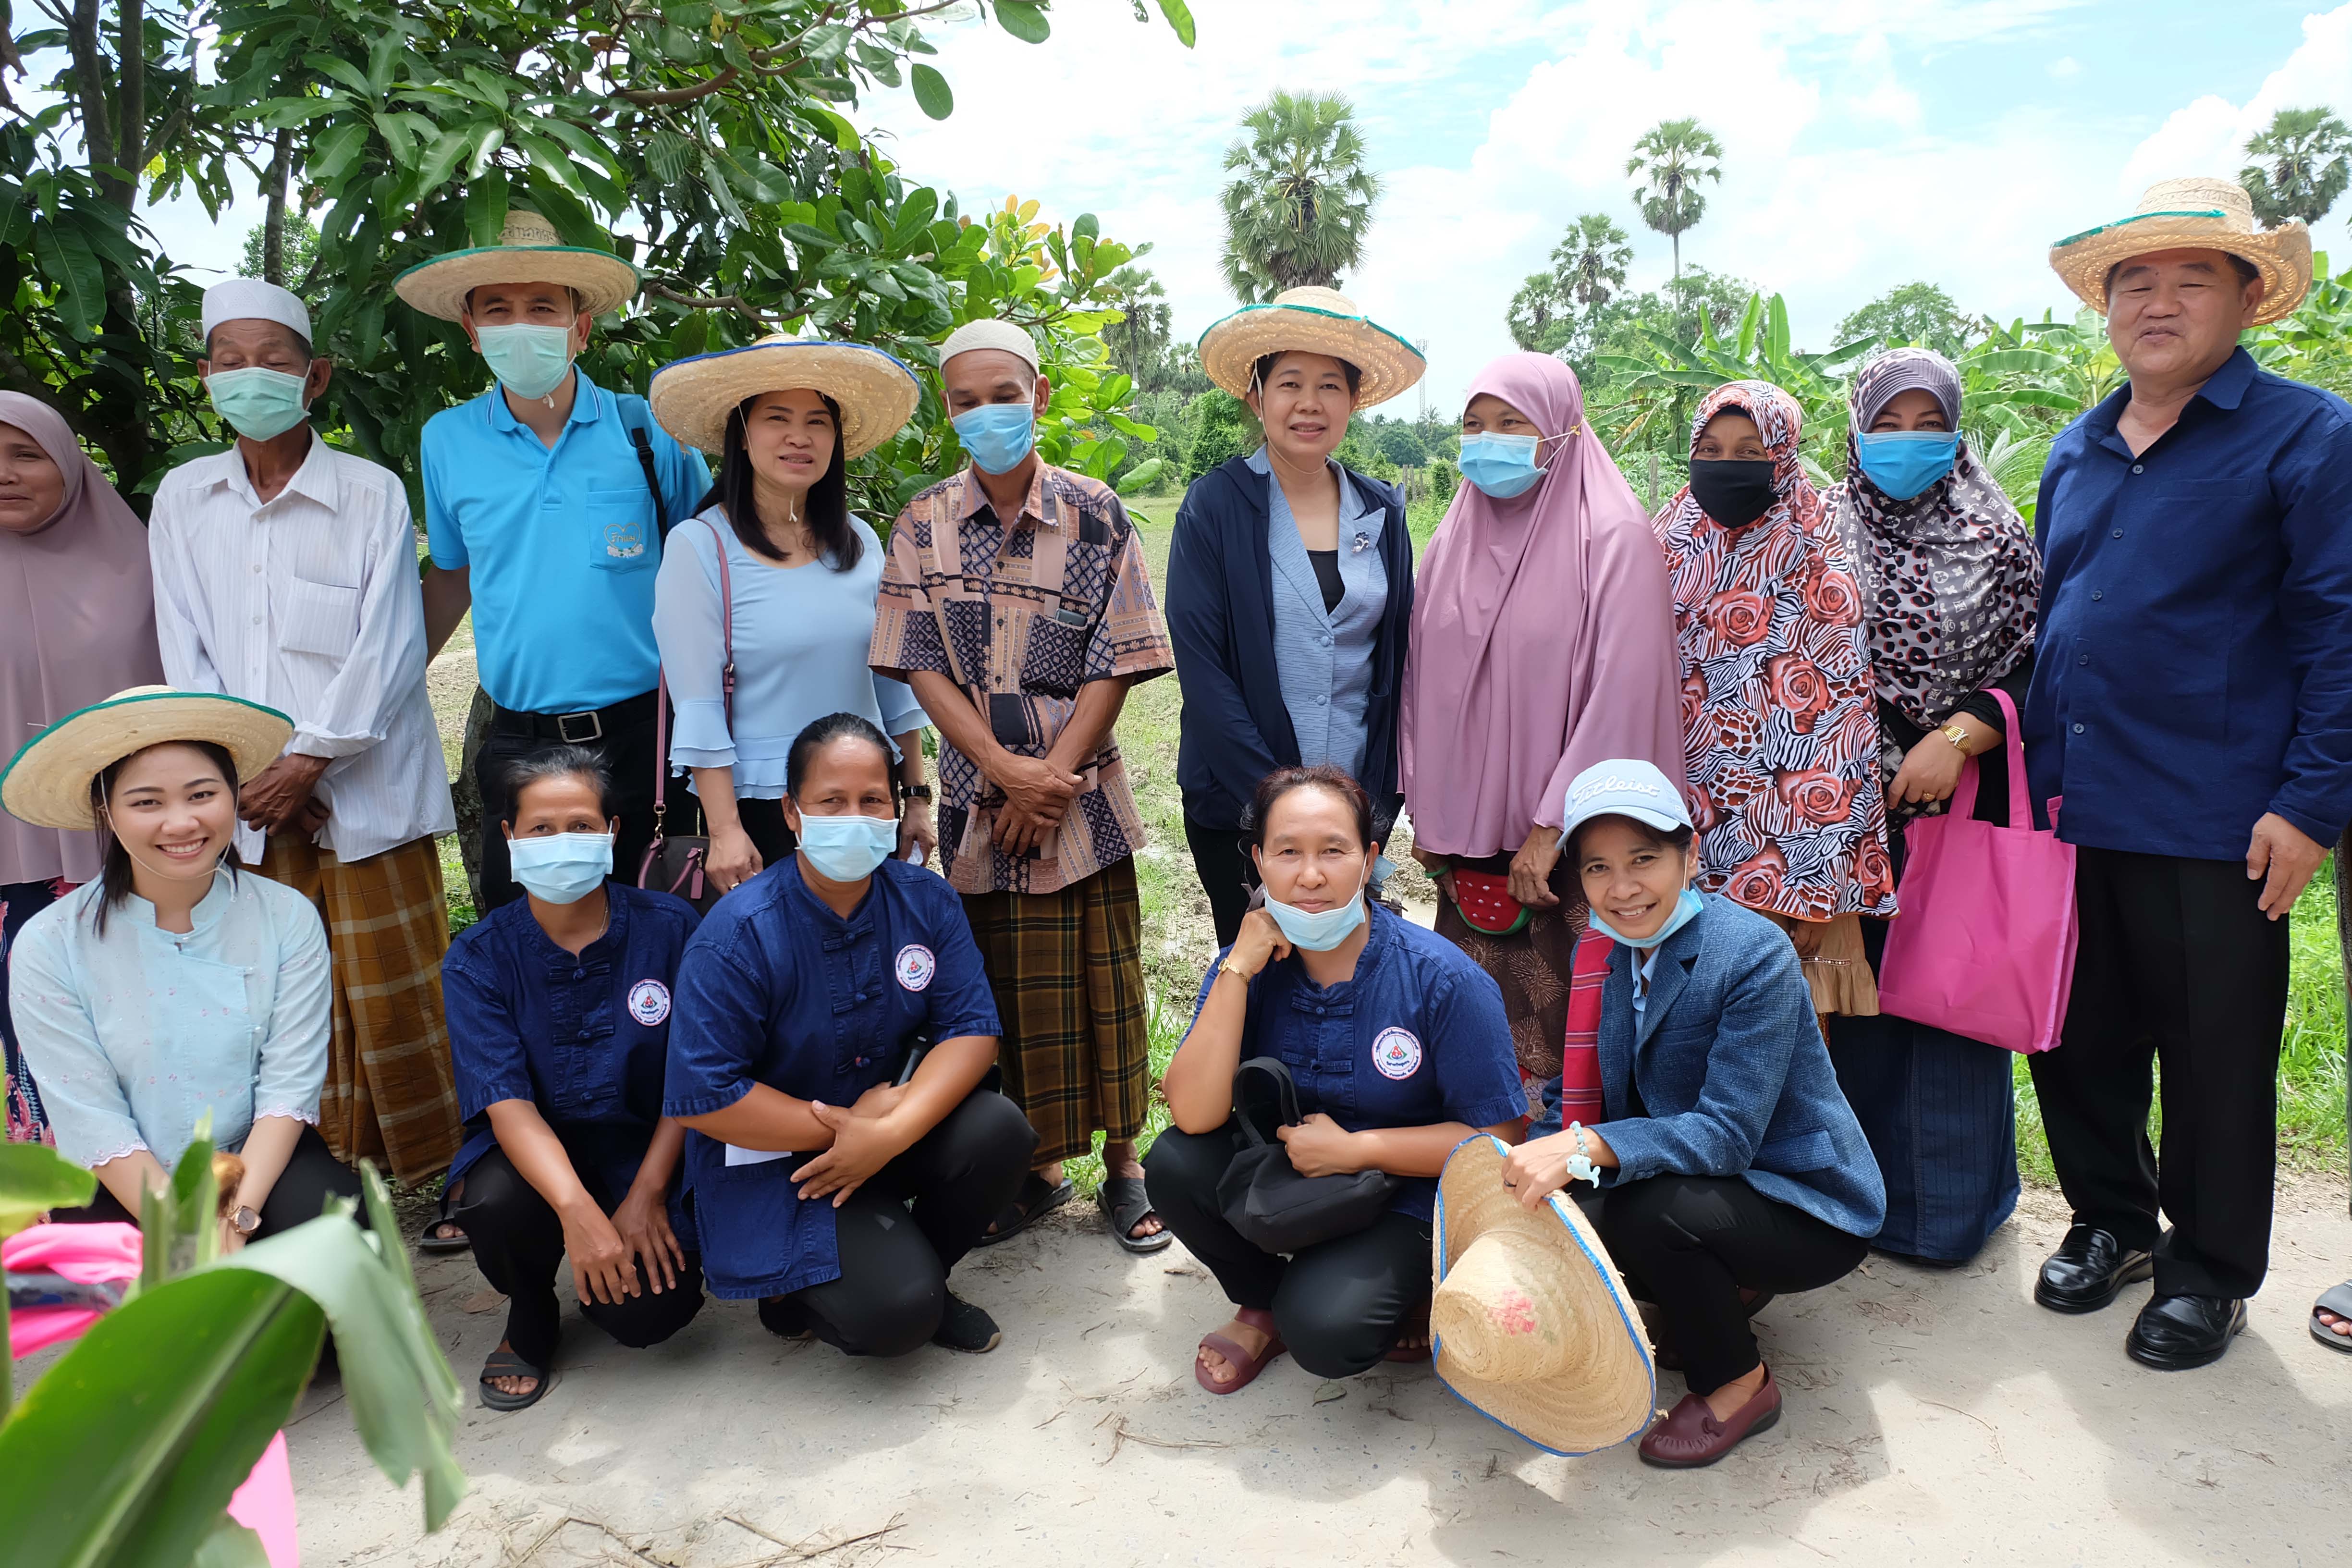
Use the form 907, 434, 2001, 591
0, 686, 356, 1247
649, 337, 931, 895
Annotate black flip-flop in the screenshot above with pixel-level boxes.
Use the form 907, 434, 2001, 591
417, 1191, 469, 1255
1098, 1174, 1171, 1255
2312, 1281, 2352, 1353
478, 1348, 551, 1412
975, 1172, 1074, 1247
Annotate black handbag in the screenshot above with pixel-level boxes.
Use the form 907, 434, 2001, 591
1214, 1057, 1398, 1253
639, 518, 734, 914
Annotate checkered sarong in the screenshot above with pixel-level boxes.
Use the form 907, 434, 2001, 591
961, 857, 1150, 1164
254, 833, 462, 1182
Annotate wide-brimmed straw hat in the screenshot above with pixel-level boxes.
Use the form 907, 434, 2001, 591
393, 211, 641, 323
2049, 177, 2312, 326
1431, 1135, 1656, 1457
1196, 286, 1425, 408
0, 687, 293, 832
649, 334, 921, 458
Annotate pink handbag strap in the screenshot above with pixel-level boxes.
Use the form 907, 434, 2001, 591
1945, 686, 2031, 830
652, 517, 736, 826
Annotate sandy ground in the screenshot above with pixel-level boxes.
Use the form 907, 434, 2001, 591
275, 1175, 2352, 1568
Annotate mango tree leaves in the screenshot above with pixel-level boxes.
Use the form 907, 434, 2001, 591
910, 63, 953, 120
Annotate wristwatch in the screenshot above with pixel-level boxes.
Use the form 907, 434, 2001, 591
1218, 956, 1256, 983
1938, 723, 1971, 755
231, 1204, 260, 1236
904, 783, 933, 802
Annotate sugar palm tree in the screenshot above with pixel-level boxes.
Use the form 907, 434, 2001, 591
1218, 90, 1384, 303
2240, 106, 2352, 229
1553, 212, 1633, 308
1626, 118, 1724, 312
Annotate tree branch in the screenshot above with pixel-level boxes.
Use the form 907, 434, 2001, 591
116, 0, 145, 184
614, 65, 738, 107
65, 0, 117, 184
643, 281, 793, 323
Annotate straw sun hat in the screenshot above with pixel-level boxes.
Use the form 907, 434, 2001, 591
392, 211, 642, 323
1196, 286, 1425, 409
0, 687, 293, 832
1431, 1135, 1656, 1457
649, 335, 922, 459
2049, 176, 2312, 327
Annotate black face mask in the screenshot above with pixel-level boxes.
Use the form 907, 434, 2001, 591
1687, 458, 1779, 527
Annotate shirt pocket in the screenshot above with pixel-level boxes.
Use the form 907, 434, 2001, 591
1018, 607, 1092, 698
279, 576, 360, 661
697, 1157, 816, 1293
586, 487, 656, 574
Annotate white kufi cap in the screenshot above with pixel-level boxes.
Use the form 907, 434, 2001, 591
940, 317, 1040, 373
201, 278, 313, 345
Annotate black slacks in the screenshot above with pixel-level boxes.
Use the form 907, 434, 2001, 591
1183, 813, 1260, 950
453, 1146, 704, 1371
732, 796, 799, 870
2028, 846, 2289, 1299
760, 1090, 1035, 1359
54, 1125, 366, 1241
1584, 1174, 1867, 1396
1143, 1122, 1432, 1379
474, 694, 698, 911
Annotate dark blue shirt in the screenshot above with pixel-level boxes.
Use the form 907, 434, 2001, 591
443, 884, 701, 1226
2023, 349, 2352, 858
1189, 903, 1527, 1220
662, 858, 1001, 1298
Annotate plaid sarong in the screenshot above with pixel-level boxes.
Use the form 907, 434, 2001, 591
254, 833, 462, 1182
961, 857, 1150, 1164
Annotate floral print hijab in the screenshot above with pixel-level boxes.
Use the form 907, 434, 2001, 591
1650, 381, 1898, 921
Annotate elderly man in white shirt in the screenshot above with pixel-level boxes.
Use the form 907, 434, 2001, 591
147, 277, 464, 1193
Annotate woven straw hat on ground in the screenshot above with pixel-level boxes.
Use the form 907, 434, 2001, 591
2048, 177, 2312, 326
393, 211, 641, 322
1196, 286, 1425, 408
649, 335, 921, 458
0, 687, 293, 832
1431, 1135, 1657, 1457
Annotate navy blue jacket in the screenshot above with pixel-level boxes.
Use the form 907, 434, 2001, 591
1166, 455, 1414, 828
1535, 895, 1885, 1238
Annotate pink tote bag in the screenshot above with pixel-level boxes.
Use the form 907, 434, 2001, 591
1876, 689, 2078, 1054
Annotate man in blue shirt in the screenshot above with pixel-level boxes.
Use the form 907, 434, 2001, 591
2028, 178, 2352, 1371
396, 212, 709, 910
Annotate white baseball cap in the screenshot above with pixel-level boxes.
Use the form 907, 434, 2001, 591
1557, 759, 1691, 850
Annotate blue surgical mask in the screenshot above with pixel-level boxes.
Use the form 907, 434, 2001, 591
1262, 873, 1369, 952
796, 812, 898, 883
1855, 431, 1960, 501
508, 832, 612, 905
206, 366, 312, 441
1585, 888, 1705, 950
952, 403, 1037, 475
477, 322, 577, 401
1458, 431, 1547, 499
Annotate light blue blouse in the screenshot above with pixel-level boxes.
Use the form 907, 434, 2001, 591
9, 868, 331, 1171
1247, 447, 1386, 780
651, 511, 929, 798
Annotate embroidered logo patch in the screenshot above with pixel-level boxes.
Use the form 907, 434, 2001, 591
627, 979, 671, 1026
1372, 1027, 1422, 1080
895, 943, 936, 992
603, 516, 647, 561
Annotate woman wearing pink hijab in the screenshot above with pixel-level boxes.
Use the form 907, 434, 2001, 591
1402, 354, 1685, 1079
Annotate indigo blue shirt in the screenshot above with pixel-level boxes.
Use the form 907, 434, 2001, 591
662, 857, 1001, 1298
1189, 902, 1526, 1220
2022, 349, 2352, 858
422, 373, 709, 715
443, 884, 701, 1227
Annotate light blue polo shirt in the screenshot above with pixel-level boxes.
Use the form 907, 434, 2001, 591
423, 372, 710, 714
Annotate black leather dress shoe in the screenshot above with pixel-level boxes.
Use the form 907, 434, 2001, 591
2035, 1225, 2155, 1313
2127, 1293, 2247, 1370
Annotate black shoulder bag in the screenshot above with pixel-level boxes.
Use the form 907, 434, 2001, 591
1215, 1057, 1398, 1253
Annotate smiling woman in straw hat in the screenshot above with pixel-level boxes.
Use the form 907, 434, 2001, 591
1165, 287, 1425, 947
646, 335, 933, 891
0, 687, 366, 1249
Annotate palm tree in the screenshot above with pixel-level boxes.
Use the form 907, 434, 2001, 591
2240, 106, 2352, 229
1218, 90, 1384, 302
1102, 264, 1171, 380
1506, 272, 1564, 353
1626, 117, 1724, 311
1552, 212, 1633, 308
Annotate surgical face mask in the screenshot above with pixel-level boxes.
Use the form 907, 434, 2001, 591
952, 402, 1037, 475
477, 322, 577, 401
1585, 887, 1705, 950
1687, 458, 1779, 527
1458, 432, 1548, 499
796, 812, 897, 882
1262, 870, 1370, 952
507, 831, 612, 904
1856, 430, 1960, 501
206, 366, 312, 441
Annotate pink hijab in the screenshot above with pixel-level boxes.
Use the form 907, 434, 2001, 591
0, 393, 164, 885
1401, 354, 1685, 856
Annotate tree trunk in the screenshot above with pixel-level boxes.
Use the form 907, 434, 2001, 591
261, 126, 294, 286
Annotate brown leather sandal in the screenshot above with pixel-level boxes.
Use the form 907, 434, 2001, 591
1195, 1307, 1287, 1395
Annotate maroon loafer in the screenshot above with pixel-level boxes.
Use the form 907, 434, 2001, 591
1638, 1366, 1782, 1468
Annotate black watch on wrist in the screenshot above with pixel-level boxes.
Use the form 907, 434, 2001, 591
904, 783, 933, 802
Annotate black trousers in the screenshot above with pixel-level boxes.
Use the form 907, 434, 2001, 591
760, 1090, 1035, 1359
732, 796, 799, 870
453, 1146, 703, 1371
1143, 1122, 1432, 1379
1183, 813, 1260, 950
474, 691, 698, 911
2028, 846, 2289, 1299
54, 1125, 366, 1242
1584, 1174, 1867, 1396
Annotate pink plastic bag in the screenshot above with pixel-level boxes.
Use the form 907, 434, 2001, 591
1877, 689, 2079, 1054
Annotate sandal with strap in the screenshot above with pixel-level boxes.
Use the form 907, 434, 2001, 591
1385, 1310, 1432, 1363
417, 1189, 469, 1255
1099, 1174, 1171, 1255
975, 1171, 1074, 1248
2312, 1281, 2352, 1354
1195, 1307, 1287, 1396
478, 1347, 551, 1412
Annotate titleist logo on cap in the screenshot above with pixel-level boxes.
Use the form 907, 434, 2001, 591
1571, 774, 1664, 803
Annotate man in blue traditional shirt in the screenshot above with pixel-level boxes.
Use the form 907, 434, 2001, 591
2027, 178, 2352, 1371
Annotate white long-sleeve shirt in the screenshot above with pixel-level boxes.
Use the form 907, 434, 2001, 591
149, 436, 455, 864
